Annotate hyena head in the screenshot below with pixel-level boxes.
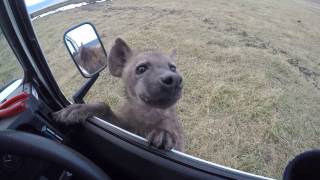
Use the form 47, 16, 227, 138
107, 38, 183, 109
76, 45, 106, 74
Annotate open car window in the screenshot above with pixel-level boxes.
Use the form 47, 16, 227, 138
0, 28, 23, 93
25, 0, 320, 179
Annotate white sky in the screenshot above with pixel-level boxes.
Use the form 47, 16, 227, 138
66, 24, 97, 46
25, 0, 45, 6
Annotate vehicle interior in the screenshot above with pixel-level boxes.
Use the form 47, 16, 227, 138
0, 0, 319, 180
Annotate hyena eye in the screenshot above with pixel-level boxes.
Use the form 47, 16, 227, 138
136, 64, 148, 74
169, 64, 176, 72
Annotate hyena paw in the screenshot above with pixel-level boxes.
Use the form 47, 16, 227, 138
146, 128, 177, 150
51, 104, 90, 125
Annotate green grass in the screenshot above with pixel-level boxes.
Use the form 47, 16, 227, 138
1, 0, 317, 178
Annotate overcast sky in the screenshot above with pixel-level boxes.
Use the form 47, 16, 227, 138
25, 0, 67, 13
25, 0, 45, 6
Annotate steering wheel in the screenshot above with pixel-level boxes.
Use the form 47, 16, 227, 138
0, 130, 111, 180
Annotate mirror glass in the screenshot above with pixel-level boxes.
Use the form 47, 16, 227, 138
64, 23, 107, 77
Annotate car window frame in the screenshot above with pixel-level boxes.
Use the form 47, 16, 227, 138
1, 0, 70, 110
85, 116, 273, 180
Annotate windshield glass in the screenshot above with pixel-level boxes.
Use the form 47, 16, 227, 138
26, 0, 320, 178
0, 29, 24, 91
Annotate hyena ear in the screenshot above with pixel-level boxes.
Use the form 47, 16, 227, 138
170, 48, 177, 61
107, 38, 132, 77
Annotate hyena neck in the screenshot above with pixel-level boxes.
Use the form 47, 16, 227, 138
122, 99, 177, 120
122, 90, 177, 121
130, 96, 177, 111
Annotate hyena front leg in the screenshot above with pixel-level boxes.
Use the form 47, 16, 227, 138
52, 103, 113, 125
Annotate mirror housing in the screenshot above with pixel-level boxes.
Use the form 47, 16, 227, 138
64, 22, 107, 78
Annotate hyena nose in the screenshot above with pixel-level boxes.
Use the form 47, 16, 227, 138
160, 74, 183, 88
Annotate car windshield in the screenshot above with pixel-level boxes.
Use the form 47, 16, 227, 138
26, 0, 320, 179
0, 29, 23, 92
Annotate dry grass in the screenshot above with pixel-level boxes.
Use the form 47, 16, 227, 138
24, 0, 320, 178
0, 35, 23, 88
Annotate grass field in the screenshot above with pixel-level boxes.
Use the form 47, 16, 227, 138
2, 0, 319, 178
0, 35, 23, 89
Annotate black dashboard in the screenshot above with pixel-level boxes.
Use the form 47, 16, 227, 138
0, 82, 64, 141
0, 81, 67, 180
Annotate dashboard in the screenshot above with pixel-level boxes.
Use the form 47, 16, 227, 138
0, 80, 67, 180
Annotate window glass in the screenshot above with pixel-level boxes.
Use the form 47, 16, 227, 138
26, 0, 320, 178
0, 28, 24, 90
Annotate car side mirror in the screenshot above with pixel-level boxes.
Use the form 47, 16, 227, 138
64, 23, 107, 78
